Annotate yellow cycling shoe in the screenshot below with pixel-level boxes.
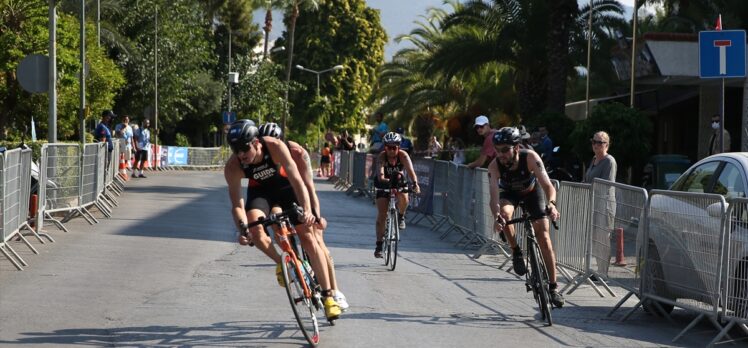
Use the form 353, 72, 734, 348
323, 297, 341, 320
276, 263, 285, 287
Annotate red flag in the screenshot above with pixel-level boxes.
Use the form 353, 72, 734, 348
716, 14, 722, 30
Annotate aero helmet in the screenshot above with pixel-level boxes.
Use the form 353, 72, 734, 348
258, 122, 282, 139
383, 132, 402, 145
228, 119, 258, 153
492, 127, 521, 146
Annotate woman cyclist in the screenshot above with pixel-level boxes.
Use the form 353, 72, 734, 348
257, 122, 349, 310
373, 132, 420, 258
224, 119, 342, 320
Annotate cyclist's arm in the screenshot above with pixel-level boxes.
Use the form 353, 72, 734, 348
289, 141, 321, 219
376, 152, 388, 183
399, 151, 420, 193
265, 137, 313, 224
224, 154, 249, 233
487, 159, 501, 218
527, 151, 559, 219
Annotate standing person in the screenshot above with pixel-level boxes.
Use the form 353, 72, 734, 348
709, 113, 731, 155
132, 119, 151, 178
114, 115, 134, 172
449, 137, 466, 165
396, 127, 413, 154
373, 132, 420, 258
369, 112, 389, 153
466, 115, 498, 169
320, 142, 332, 177
538, 126, 554, 161
585, 131, 617, 183
428, 136, 442, 158
488, 127, 565, 308
224, 120, 341, 320
339, 130, 355, 151
257, 122, 349, 310
96, 110, 116, 166
517, 125, 533, 150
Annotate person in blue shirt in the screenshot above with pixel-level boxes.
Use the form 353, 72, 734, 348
95, 110, 115, 152
369, 112, 389, 153
396, 127, 413, 154
133, 119, 151, 178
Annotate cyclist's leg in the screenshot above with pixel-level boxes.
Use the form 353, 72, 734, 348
396, 192, 408, 215
498, 200, 519, 249
531, 219, 557, 283
246, 207, 281, 264
375, 195, 388, 242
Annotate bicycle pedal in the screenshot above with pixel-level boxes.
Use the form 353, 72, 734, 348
525, 283, 532, 292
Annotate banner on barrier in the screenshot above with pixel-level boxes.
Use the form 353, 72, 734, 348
410, 158, 435, 214
168, 147, 189, 166
159, 146, 169, 166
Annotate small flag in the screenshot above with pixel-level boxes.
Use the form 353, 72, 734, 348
716, 14, 722, 30
31, 117, 37, 141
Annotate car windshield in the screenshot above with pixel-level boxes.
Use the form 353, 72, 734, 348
671, 161, 720, 193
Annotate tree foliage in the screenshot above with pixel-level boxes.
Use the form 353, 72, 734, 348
274, 0, 387, 139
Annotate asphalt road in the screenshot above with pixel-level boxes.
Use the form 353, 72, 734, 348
0, 171, 737, 347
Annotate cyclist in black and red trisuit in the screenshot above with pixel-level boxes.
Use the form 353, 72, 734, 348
373, 132, 420, 258
224, 119, 341, 320
488, 127, 565, 308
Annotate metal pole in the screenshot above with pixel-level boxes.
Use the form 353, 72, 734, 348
721, 78, 725, 153
49, 0, 57, 143
96, 0, 100, 46
228, 28, 232, 113
154, 6, 158, 147
629, 0, 638, 107
79, 0, 86, 144
316, 72, 320, 151
584, 0, 594, 118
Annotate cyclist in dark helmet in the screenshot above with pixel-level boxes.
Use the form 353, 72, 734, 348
225, 119, 342, 320
256, 122, 349, 310
488, 126, 564, 308
373, 132, 420, 258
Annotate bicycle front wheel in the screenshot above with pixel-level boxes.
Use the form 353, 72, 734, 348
383, 216, 392, 266
281, 252, 320, 346
528, 240, 553, 326
388, 210, 399, 271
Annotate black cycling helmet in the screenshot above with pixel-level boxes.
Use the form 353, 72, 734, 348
258, 122, 282, 138
228, 119, 258, 153
492, 127, 521, 146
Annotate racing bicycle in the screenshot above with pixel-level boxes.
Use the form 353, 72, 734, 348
499, 203, 558, 326
375, 183, 413, 271
246, 205, 329, 346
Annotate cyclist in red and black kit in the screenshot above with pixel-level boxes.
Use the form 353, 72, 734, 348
224, 119, 342, 320
487, 127, 565, 308
374, 132, 420, 258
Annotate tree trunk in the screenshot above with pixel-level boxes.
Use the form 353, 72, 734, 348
262, 9, 272, 59
515, 69, 547, 122
546, 0, 577, 115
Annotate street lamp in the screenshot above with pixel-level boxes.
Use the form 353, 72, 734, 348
295, 64, 344, 150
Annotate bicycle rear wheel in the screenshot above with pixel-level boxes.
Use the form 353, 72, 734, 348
281, 252, 320, 346
528, 240, 553, 326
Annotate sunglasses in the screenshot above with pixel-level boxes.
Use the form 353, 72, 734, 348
495, 146, 513, 154
590, 139, 607, 145
230, 142, 251, 154
385, 145, 399, 150
474, 124, 485, 130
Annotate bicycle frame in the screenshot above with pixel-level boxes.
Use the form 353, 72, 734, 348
273, 220, 313, 298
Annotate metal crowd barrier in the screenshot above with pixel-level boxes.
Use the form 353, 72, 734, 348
335, 150, 352, 190
0, 148, 37, 270
623, 190, 727, 342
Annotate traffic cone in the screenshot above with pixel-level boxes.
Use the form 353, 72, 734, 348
119, 154, 129, 181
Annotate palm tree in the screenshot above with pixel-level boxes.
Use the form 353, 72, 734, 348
281, 0, 319, 134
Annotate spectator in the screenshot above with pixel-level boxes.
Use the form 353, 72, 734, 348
325, 129, 338, 149
584, 131, 617, 183
709, 113, 731, 155
96, 110, 115, 152
114, 115, 134, 172
517, 125, 532, 150
466, 115, 497, 168
530, 131, 543, 154
133, 119, 151, 178
320, 142, 332, 177
339, 130, 355, 151
428, 136, 442, 158
396, 127, 413, 154
449, 137, 465, 165
369, 112, 389, 153
538, 125, 554, 161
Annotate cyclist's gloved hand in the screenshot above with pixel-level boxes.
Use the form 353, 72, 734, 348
314, 216, 328, 230
412, 182, 420, 194
494, 214, 507, 232
238, 222, 254, 246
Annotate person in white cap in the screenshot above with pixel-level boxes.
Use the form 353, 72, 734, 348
467, 115, 497, 168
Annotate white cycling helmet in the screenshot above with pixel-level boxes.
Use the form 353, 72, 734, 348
258, 122, 282, 139
383, 132, 402, 145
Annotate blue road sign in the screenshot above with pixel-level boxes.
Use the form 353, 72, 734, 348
222, 111, 237, 124
699, 30, 746, 78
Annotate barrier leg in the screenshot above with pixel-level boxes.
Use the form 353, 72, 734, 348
45, 212, 70, 233
613, 227, 627, 266
607, 291, 636, 317
0, 244, 24, 270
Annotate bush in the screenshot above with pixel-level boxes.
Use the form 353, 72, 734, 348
174, 133, 191, 147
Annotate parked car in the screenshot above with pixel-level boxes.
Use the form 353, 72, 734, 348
641, 154, 692, 191
645, 153, 748, 315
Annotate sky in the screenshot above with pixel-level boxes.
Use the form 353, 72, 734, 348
252, 1, 645, 61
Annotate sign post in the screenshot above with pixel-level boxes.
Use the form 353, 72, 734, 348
699, 29, 747, 153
